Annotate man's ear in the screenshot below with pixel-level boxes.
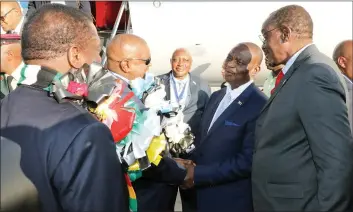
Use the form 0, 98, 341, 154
68, 45, 83, 69
120, 60, 130, 73
280, 25, 291, 43
250, 65, 261, 78
337, 56, 347, 69
5, 50, 14, 61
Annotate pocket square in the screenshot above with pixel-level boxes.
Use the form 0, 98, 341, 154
224, 120, 240, 126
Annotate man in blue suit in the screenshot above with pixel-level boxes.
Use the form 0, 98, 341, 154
185, 42, 267, 211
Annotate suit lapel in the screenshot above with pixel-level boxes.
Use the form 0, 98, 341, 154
161, 72, 171, 101
207, 84, 255, 137
260, 45, 316, 115
184, 74, 197, 110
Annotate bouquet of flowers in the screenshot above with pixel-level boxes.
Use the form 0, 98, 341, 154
78, 64, 165, 212
131, 73, 196, 157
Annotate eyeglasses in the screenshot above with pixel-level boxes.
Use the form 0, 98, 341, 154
259, 27, 279, 43
109, 57, 151, 66
0, 8, 16, 22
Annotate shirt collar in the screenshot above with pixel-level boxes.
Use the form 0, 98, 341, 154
11, 62, 25, 81
226, 80, 253, 100
282, 43, 314, 75
170, 72, 190, 84
110, 71, 129, 83
343, 74, 353, 84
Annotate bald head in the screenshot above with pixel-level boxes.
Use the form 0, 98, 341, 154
1, 42, 22, 75
224, 42, 263, 87
170, 48, 193, 79
243, 42, 263, 65
0, 1, 22, 32
172, 48, 191, 59
107, 34, 149, 59
333, 40, 353, 80
243, 42, 264, 80
107, 34, 151, 80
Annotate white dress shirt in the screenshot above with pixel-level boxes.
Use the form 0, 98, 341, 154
208, 80, 253, 132
170, 73, 190, 109
282, 43, 314, 75
110, 71, 129, 83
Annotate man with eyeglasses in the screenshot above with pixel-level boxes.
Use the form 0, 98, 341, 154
252, 5, 353, 211
106, 34, 192, 212
106, 34, 151, 82
0, 33, 24, 99
0, 1, 24, 34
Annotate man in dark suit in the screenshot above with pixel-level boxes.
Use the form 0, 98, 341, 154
252, 5, 353, 211
333, 40, 353, 134
158, 48, 211, 211
0, 34, 23, 99
182, 42, 266, 212
27, 1, 91, 17
106, 34, 189, 212
0, 4, 128, 212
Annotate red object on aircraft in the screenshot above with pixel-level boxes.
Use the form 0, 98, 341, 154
92, 1, 129, 30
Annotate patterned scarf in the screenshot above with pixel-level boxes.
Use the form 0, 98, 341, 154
18, 65, 138, 212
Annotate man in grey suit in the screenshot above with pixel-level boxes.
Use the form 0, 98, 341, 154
333, 40, 353, 134
158, 48, 211, 211
252, 5, 353, 211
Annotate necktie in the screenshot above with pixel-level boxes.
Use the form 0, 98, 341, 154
209, 92, 232, 131
270, 70, 284, 95
178, 81, 183, 93
7, 76, 14, 92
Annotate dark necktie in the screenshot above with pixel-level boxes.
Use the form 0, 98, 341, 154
7, 76, 14, 92
270, 70, 284, 95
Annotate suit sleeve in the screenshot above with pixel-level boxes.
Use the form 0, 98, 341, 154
141, 156, 187, 185
297, 66, 353, 211
193, 118, 256, 186
52, 122, 129, 212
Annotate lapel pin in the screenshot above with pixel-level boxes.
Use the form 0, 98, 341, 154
238, 101, 242, 105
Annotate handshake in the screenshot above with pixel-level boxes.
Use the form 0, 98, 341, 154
174, 158, 196, 189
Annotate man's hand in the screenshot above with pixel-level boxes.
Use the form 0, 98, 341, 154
173, 158, 196, 189
174, 158, 195, 168
181, 165, 195, 189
